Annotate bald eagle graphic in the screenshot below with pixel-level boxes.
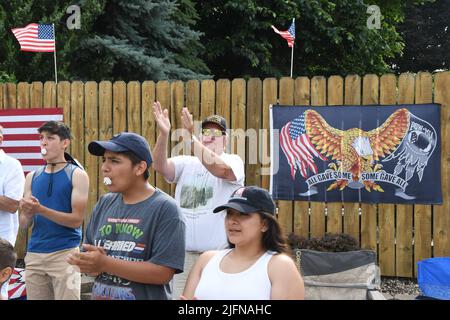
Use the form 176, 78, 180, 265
304, 108, 410, 191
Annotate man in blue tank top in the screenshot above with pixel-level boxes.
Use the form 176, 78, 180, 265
19, 121, 89, 300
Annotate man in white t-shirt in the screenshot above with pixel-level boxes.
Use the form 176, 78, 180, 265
0, 125, 25, 299
152, 102, 245, 299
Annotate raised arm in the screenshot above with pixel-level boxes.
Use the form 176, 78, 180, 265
152, 101, 176, 182
20, 168, 89, 229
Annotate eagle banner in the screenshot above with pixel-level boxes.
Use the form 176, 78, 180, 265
270, 104, 442, 204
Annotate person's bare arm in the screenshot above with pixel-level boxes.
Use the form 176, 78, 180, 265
19, 172, 35, 229
0, 196, 19, 213
182, 251, 216, 299
20, 169, 89, 229
269, 254, 305, 300
67, 244, 176, 284
152, 101, 176, 182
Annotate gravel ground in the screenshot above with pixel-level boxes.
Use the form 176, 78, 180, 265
380, 276, 421, 299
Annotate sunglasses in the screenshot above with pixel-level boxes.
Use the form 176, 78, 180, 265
201, 128, 225, 137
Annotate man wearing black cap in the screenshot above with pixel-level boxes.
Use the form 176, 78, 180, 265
152, 101, 245, 299
19, 121, 89, 300
67, 132, 185, 300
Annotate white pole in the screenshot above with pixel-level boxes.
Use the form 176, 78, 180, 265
52, 24, 58, 84
290, 44, 294, 78
290, 18, 295, 78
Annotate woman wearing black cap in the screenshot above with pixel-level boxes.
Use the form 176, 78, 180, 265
182, 186, 304, 300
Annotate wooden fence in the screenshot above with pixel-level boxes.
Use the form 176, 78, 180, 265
1, 72, 449, 278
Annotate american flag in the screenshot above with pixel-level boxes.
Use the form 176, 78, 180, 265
280, 112, 325, 179
0, 108, 63, 174
271, 19, 295, 48
11, 23, 55, 52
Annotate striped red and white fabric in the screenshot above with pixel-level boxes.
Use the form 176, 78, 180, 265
11, 23, 55, 52
0, 108, 63, 174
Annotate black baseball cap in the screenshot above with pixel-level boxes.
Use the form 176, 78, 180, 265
213, 186, 276, 216
88, 132, 153, 167
202, 115, 227, 132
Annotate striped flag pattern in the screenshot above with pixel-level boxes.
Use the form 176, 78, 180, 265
280, 112, 325, 179
11, 23, 55, 52
0, 108, 63, 174
271, 19, 295, 48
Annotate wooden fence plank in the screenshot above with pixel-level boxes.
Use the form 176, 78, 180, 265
17, 83, 29, 109
127, 81, 141, 134
343, 75, 361, 244
310, 76, 327, 239
361, 74, 379, 252
278, 77, 294, 235
155, 81, 171, 194
141, 81, 156, 187
57, 82, 71, 152
261, 78, 277, 191
326, 75, 344, 235
170, 81, 185, 196
230, 79, 246, 163
84, 82, 99, 231
70, 82, 85, 166
98, 81, 113, 196
293, 77, 311, 238
30, 82, 43, 107
113, 81, 127, 134
44, 82, 56, 107
395, 73, 415, 277
378, 74, 397, 276
413, 72, 433, 276
216, 79, 231, 130
186, 80, 200, 133
200, 80, 215, 120
434, 72, 450, 258
5, 83, 17, 109
246, 78, 262, 186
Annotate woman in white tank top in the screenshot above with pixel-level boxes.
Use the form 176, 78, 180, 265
182, 186, 304, 300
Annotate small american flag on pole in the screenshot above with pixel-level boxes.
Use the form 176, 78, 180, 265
0, 108, 63, 174
11, 23, 55, 52
280, 112, 325, 179
271, 19, 295, 48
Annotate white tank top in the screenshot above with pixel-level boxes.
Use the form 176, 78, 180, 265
194, 249, 274, 300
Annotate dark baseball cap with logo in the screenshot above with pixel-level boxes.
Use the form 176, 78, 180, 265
202, 115, 227, 132
88, 132, 153, 167
213, 186, 276, 216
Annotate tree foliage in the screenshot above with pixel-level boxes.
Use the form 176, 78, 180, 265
0, 0, 209, 82
392, 0, 449, 72
195, 0, 405, 79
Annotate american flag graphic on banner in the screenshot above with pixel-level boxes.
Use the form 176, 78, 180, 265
0, 108, 63, 174
280, 112, 325, 179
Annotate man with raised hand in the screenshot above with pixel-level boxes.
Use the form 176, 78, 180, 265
152, 101, 245, 299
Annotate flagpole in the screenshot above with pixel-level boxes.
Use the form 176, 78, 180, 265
290, 18, 295, 78
52, 23, 58, 84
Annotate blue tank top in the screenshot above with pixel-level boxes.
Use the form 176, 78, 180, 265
28, 163, 82, 253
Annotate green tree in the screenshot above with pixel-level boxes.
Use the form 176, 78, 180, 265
392, 0, 449, 72
0, 0, 210, 82
72, 0, 209, 81
195, 0, 405, 78
0, 0, 104, 82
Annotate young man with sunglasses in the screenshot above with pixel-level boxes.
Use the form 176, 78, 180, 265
152, 101, 245, 299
